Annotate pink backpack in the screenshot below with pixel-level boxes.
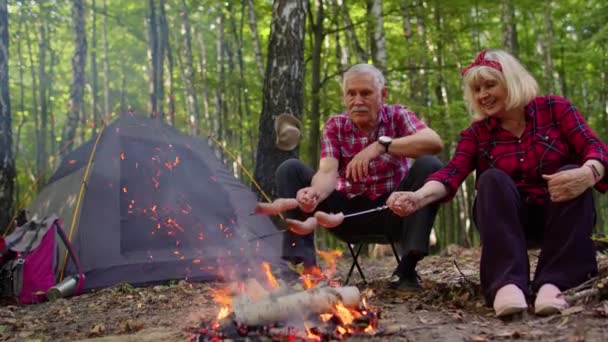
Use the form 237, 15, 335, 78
0, 215, 84, 304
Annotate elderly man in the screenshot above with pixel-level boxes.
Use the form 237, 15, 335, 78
269, 64, 443, 291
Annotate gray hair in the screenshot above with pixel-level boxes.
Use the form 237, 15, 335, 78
342, 64, 386, 92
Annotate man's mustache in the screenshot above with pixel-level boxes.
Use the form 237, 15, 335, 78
351, 106, 369, 112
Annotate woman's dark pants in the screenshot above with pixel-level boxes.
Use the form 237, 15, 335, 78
474, 168, 598, 305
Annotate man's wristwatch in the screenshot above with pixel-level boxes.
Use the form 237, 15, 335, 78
378, 136, 392, 153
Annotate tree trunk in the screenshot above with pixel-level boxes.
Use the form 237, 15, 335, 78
25, 19, 40, 177
194, 24, 211, 130
308, 0, 324, 165
246, 0, 265, 80
252, 0, 307, 199
214, 6, 224, 139
61, 0, 87, 157
542, 1, 554, 93
147, 0, 157, 114
367, 0, 386, 71
179, 0, 200, 136
14, 12, 25, 203
500, 0, 519, 58
0, 0, 15, 230
147, 0, 162, 116
159, 0, 174, 126
37, 17, 48, 186
90, 0, 99, 133
339, 0, 367, 63
102, 0, 110, 121
332, 0, 349, 74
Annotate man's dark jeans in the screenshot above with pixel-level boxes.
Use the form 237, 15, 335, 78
275, 156, 443, 267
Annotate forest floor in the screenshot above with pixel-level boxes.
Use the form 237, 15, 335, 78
1, 246, 608, 342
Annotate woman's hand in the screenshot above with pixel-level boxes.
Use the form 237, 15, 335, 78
542, 167, 595, 202
285, 217, 318, 235
386, 191, 422, 217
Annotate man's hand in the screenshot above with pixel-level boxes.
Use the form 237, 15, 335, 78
345, 142, 383, 182
542, 167, 594, 202
386, 191, 421, 217
296, 187, 321, 213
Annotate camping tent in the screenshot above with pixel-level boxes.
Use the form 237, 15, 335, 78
27, 114, 282, 290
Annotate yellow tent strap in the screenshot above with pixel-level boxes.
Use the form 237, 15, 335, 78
59, 124, 107, 282
207, 134, 273, 204
2, 201, 25, 237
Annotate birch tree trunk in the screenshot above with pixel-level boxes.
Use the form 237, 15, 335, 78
253, 0, 307, 198
147, 0, 161, 115
0, 0, 15, 230
246, 0, 265, 80
340, 0, 367, 63
308, 0, 324, 164
61, 0, 87, 157
367, 0, 386, 71
179, 0, 200, 136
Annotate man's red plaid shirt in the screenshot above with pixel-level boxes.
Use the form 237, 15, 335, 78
428, 95, 608, 203
320, 104, 427, 199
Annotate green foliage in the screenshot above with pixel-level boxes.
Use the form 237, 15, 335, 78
5, 0, 608, 247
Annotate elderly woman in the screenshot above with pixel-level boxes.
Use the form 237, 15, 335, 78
387, 49, 608, 317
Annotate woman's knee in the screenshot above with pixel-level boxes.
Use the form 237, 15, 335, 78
477, 168, 512, 189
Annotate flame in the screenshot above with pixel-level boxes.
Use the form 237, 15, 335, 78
120, 151, 125, 160
333, 302, 355, 325
210, 287, 232, 307
217, 306, 230, 320
261, 262, 280, 289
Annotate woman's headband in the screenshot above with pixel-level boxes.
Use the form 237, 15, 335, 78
461, 50, 503, 76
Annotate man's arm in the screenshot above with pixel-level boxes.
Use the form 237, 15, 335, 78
386, 127, 443, 158
311, 157, 339, 201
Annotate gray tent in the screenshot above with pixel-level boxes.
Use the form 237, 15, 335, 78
28, 114, 282, 290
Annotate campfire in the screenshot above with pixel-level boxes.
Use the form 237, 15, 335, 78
189, 251, 383, 341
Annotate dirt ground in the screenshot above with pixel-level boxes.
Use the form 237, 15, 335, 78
1, 246, 607, 341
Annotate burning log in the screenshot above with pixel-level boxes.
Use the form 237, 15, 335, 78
232, 286, 360, 326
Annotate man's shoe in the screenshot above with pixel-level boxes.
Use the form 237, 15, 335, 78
534, 283, 568, 316
493, 284, 528, 317
394, 270, 422, 292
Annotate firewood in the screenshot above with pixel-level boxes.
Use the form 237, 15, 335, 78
233, 286, 360, 326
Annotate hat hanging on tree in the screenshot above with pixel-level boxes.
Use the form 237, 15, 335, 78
274, 113, 302, 151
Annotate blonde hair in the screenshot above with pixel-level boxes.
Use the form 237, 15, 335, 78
342, 64, 386, 93
463, 50, 538, 120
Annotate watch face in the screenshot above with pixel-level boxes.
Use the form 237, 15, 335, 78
379, 136, 391, 145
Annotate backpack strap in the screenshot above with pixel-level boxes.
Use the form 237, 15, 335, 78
53, 220, 85, 294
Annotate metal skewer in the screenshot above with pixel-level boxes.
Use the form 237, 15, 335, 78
248, 205, 389, 241
342, 205, 388, 218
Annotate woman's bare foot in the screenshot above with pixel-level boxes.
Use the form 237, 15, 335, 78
285, 217, 318, 235
314, 211, 345, 228
255, 198, 298, 215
